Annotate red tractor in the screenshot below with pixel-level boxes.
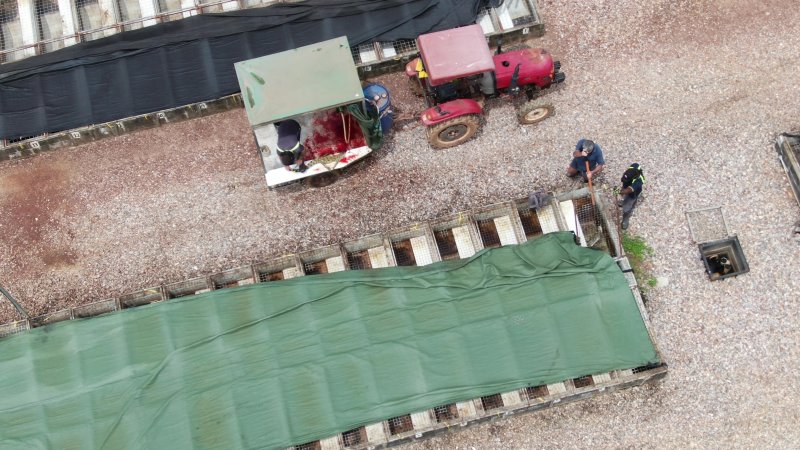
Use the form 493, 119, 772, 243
406, 24, 565, 149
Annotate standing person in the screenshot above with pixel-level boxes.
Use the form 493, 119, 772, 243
276, 119, 307, 172
616, 163, 645, 230
566, 139, 605, 182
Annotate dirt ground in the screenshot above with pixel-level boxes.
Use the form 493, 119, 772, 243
1, 0, 800, 447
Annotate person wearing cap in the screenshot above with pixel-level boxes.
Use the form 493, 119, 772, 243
566, 139, 605, 182
615, 163, 645, 230
275, 119, 307, 172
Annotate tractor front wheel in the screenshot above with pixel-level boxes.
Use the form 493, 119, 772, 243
426, 114, 481, 149
517, 102, 554, 125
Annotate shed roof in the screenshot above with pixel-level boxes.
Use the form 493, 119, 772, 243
235, 36, 364, 126
418, 24, 495, 86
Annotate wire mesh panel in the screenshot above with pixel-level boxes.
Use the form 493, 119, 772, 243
471, 202, 525, 248
75, 0, 117, 40
387, 224, 439, 267
253, 255, 302, 282
433, 404, 458, 422
343, 233, 392, 270
525, 385, 548, 400
351, 42, 378, 65
164, 276, 210, 299
293, 441, 321, 450
299, 244, 346, 275
572, 196, 606, 250
476, 3, 496, 33
116, 0, 145, 30
35, 0, 64, 52
376, 38, 417, 60
387, 414, 414, 435
0, 319, 29, 339
30, 309, 73, 327
572, 375, 594, 389
480, 394, 504, 411
119, 286, 164, 308
431, 213, 482, 260
341, 427, 367, 447
0, 1, 23, 62
72, 299, 118, 318
685, 206, 730, 243
495, 0, 538, 30
210, 265, 255, 290
156, 0, 186, 21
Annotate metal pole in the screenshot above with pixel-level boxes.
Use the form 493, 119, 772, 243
0, 284, 28, 319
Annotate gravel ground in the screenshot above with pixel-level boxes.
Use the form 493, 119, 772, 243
2, 0, 800, 447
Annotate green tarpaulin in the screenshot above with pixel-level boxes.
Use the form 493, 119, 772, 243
0, 233, 658, 449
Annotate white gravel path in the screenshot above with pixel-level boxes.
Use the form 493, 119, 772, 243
0, 0, 799, 447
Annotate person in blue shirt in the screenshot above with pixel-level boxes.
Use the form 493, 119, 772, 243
567, 139, 605, 182
616, 163, 645, 230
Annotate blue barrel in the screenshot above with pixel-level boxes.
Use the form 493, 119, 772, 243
363, 83, 393, 133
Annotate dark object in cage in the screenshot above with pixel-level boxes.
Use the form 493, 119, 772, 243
434, 403, 458, 422
480, 393, 504, 411
342, 427, 367, 446
388, 414, 414, 435
391, 239, 417, 266
434, 228, 460, 260
518, 208, 544, 239
699, 236, 749, 281
476, 218, 502, 248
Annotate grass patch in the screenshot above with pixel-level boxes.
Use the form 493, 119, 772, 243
621, 232, 656, 301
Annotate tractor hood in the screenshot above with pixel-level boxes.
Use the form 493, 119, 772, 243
494, 47, 555, 90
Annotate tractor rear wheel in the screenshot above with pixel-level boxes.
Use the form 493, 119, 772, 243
517, 102, 554, 125
426, 114, 481, 149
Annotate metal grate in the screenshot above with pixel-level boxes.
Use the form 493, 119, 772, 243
157, 0, 184, 22
476, 218, 502, 248
391, 239, 417, 266
293, 441, 321, 450
433, 229, 460, 261
685, 206, 730, 244
351, 42, 378, 65
572, 375, 594, 389
632, 363, 661, 374
481, 394, 504, 411
388, 38, 417, 55
258, 270, 284, 282
35, 0, 62, 51
346, 249, 372, 270
495, 0, 537, 30
387, 414, 414, 435
434, 404, 458, 422
525, 385, 548, 399
518, 208, 544, 240
116, 0, 145, 29
342, 427, 367, 447
573, 196, 608, 250
303, 261, 328, 276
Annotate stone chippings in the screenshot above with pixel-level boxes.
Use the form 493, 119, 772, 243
1, 0, 800, 447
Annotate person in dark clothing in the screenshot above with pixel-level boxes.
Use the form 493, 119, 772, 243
567, 139, 605, 182
616, 163, 645, 230
276, 119, 307, 172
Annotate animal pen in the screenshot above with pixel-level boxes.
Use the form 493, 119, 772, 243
0, 187, 667, 449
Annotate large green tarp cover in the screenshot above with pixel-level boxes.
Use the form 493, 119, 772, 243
0, 233, 658, 449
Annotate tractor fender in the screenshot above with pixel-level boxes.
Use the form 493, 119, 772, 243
420, 99, 483, 126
